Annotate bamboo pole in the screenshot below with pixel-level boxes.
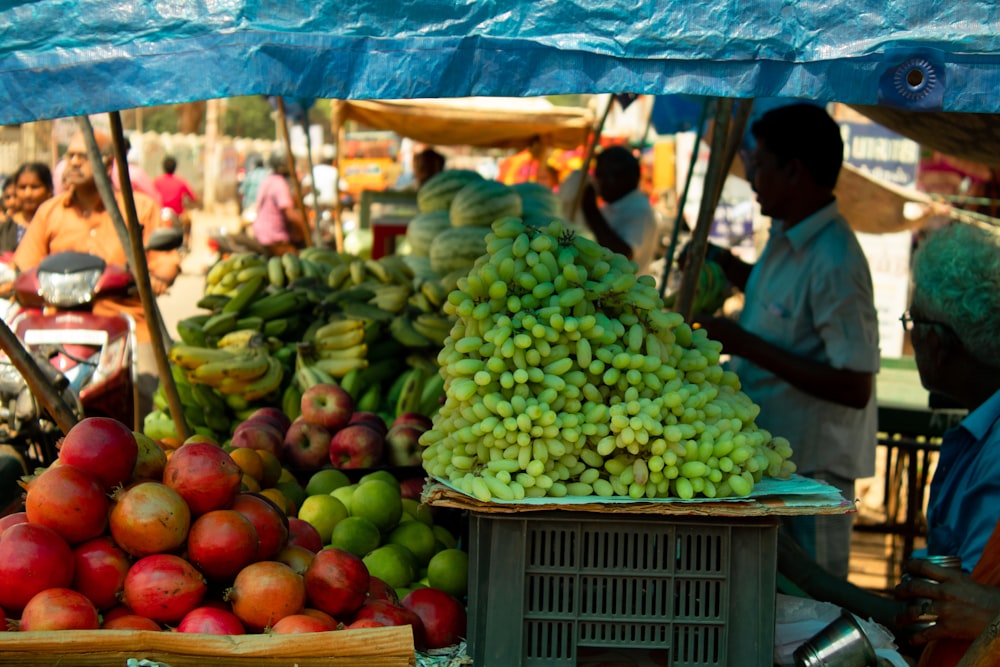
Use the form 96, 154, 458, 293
275, 97, 312, 247
674, 98, 733, 321
331, 101, 346, 252
568, 94, 616, 222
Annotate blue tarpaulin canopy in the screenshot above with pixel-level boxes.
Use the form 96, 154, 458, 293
1, 0, 999, 127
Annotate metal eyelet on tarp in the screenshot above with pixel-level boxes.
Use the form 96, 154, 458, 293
877, 48, 946, 110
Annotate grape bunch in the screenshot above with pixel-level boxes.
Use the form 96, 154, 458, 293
419, 216, 796, 501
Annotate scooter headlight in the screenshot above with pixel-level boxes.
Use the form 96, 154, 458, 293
38, 269, 103, 307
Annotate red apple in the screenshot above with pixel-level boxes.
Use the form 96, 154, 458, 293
231, 422, 284, 458
282, 417, 332, 469
401, 588, 466, 649
0, 511, 28, 535
329, 424, 384, 469
300, 384, 354, 431
287, 518, 324, 553
385, 425, 424, 467
349, 412, 388, 438
391, 413, 433, 433
353, 599, 426, 649
248, 407, 292, 434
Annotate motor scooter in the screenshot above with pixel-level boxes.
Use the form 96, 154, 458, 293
0, 227, 182, 470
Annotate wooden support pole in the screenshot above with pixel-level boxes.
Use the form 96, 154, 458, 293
568, 94, 615, 222
275, 97, 312, 247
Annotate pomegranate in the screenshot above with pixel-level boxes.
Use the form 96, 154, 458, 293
304, 547, 370, 618
58, 417, 138, 491
287, 517, 323, 553
301, 607, 340, 628
353, 599, 426, 649
123, 554, 206, 624
0, 511, 27, 534
102, 614, 161, 630
368, 576, 400, 605
25, 464, 108, 544
347, 618, 387, 629
72, 537, 131, 610
275, 544, 316, 576
177, 606, 246, 635
109, 481, 190, 557
186, 510, 259, 581
401, 588, 467, 649
0, 523, 74, 612
270, 613, 334, 633
101, 604, 135, 622
163, 441, 242, 515
230, 493, 289, 561
19, 588, 99, 631
226, 561, 305, 632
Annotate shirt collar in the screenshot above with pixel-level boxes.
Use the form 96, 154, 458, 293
960, 387, 1000, 440
781, 200, 841, 252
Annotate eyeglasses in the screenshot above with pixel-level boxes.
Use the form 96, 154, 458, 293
899, 310, 951, 332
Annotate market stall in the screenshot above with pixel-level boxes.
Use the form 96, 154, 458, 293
2, 2, 1000, 666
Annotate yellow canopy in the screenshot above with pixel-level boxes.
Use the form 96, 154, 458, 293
334, 97, 594, 150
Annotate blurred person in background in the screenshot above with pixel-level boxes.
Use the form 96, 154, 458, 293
154, 156, 198, 251
580, 145, 660, 276
0, 177, 17, 254
239, 152, 269, 228
0, 163, 53, 255
252, 152, 307, 256
111, 137, 161, 206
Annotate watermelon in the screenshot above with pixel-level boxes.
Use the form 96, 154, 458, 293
405, 210, 452, 257
450, 180, 523, 228
512, 182, 561, 220
429, 226, 492, 275
417, 169, 485, 213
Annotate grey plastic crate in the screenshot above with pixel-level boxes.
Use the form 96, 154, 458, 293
467, 511, 779, 667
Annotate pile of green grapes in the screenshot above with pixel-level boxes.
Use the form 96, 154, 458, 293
419, 217, 796, 501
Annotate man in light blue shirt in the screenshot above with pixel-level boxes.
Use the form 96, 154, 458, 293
699, 103, 880, 578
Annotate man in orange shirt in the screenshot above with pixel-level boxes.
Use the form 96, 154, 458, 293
14, 129, 181, 417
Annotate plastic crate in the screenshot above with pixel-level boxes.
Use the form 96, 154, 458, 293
467, 511, 779, 667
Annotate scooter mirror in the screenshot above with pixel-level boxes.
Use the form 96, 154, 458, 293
145, 227, 184, 252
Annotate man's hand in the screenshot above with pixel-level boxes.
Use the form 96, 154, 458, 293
894, 560, 1000, 643
150, 276, 170, 296
694, 316, 748, 358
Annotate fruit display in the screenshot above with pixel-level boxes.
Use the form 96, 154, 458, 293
144, 247, 455, 450
420, 216, 797, 501
0, 415, 466, 650
662, 259, 730, 317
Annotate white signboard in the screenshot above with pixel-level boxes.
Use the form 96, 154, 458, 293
856, 230, 912, 358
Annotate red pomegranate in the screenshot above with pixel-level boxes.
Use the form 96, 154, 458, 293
177, 606, 246, 634
186, 509, 259, 581
230, 493, 289, 561
304, 547, 370, 619
401, 588, 467, 650
270, 613, 335, 633
109, 481, 191, 557
25, 464, 108, 544
0, 511, 27, 534
353, 599, 426, 649
275, 544, 316, 576
163, 441, 242, 515
19, 588, 99, 631
122, 554, 207, 624
0, 523, 74, 612
72, 536, 131, 611
368, 576, 400, 605
58, 417, 138, 491
226, 561, 306, 632
301, 607, 340, 628
287, 517, 323, 553
102, 614, 161, 630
